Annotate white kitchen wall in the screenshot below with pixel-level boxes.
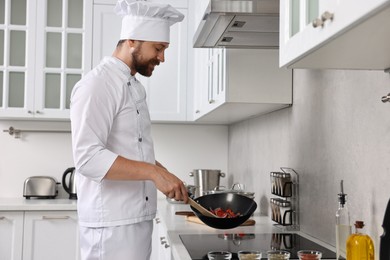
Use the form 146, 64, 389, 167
0, 122, 228, 199
228, 69, 390, 256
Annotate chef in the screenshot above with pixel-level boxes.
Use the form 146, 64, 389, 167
70, 0, 188, 259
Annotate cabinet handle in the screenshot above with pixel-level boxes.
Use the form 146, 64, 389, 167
27, 110, 33, 114
35, 110, 42, 114
382, 93, 390, 103
321, 11, 334, 22
42, 216, 70, 220
209, 99, 215, 104
312, 11, 334, 28
195, 110, 200, 114
312, 18, 323, 28
160, 238, 170, 247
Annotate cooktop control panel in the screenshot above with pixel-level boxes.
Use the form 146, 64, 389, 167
179, 233, 336, 259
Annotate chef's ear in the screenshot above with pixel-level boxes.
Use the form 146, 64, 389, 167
126, 39, 141, 48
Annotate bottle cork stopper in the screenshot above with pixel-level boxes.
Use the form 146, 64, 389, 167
355, 221, 364, 228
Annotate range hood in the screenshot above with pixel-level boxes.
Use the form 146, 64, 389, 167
193, 0, 279, 49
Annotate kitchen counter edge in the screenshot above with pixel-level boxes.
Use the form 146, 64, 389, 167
0, 197, 77, 211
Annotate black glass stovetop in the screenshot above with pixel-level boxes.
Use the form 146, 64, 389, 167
179, 233, 336, 260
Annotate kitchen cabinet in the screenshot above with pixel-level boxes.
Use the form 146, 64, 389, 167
92, 0, 189, 122
193, 48, 228, 121
0, 212, 23, 260
280, 0, 390, 69
0, 0, 93, 120
23, 211, 80, 260
152, 216, 172, 260
0, 210, 80, 260
193, 48, 292, 124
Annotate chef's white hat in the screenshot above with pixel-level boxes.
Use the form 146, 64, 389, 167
114, 0, 185, 43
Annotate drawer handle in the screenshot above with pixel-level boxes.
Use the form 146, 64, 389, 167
42, 216, 70, 220
321, 11, 334, 22
0, 216, 5, 220
312, 11, 334, 28
312, 18, 323, 28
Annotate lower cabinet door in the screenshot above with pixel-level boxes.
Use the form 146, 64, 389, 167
22, 211, 80, 260
151, 217, 160, 260
158, 219, 172, 260
0, 211, 24, 260
151, 216, 172, 260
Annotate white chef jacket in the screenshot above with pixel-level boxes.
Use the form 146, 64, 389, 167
70, 56, 157, 227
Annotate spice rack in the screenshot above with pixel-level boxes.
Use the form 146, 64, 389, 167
270, 167, 299, 231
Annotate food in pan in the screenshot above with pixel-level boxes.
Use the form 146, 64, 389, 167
210, 207, 241, 218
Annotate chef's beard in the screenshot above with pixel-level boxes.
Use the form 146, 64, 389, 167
132, 46, 160, 77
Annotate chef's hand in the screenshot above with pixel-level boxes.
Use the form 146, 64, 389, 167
153, 165, 188, 204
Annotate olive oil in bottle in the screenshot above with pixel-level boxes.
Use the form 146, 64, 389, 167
346, 221, 375, 260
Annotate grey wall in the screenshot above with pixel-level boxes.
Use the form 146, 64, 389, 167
228, 69, 390, 253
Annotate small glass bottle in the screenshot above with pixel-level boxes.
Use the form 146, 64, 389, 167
346, 221, 375, 260
335, 180, 351, 260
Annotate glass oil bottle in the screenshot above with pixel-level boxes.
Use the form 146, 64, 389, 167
335, 180, 351, 259
346, 221, 375, 260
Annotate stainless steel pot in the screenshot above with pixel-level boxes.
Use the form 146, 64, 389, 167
189, 169, 225, 198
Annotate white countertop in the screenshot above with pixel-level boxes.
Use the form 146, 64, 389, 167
0, 197, 335, 259
0, 198, 77, 211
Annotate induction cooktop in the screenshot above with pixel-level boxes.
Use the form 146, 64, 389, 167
179, 233, 336, 260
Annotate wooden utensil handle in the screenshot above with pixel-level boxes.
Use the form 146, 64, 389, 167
188, 198, 219, 218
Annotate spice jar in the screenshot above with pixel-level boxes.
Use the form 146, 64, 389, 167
275, 199, 281, 223
270, 172, 277, 194
279, 201, 292, 225
270, 198, 276, 221
280, 173, 292, 197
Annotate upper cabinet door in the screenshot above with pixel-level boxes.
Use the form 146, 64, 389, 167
0, 0, 35, 118
280, 0, 390, 69
92, 1, 189, 122
0, 0, 92, 120
34, 0, 92, 119
138, 7, 188, 122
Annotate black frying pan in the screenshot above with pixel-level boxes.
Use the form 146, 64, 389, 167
190, 193, 257, 229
